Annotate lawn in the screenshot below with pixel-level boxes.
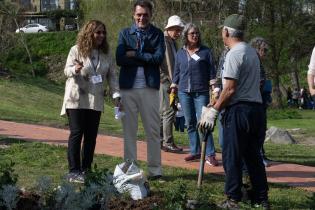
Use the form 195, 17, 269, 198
0, 137, 314, 209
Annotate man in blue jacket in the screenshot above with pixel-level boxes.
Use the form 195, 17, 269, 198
116, 0, 165, 179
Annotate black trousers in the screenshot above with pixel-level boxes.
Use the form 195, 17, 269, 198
222, 102, 268, 202
67, 109, 101, 173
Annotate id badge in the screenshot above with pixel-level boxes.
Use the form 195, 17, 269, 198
91, 75, 102, 84
191, 53, 200, 61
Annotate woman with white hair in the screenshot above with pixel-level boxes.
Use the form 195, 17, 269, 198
171, 23, 218, 166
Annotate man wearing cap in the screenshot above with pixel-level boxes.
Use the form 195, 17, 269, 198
160, 15, 184, 153
198, 14, 270, 209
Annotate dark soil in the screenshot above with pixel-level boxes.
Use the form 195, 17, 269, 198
16, 191, 41, 210
12, 191, 164, 210
108, 194, 163, 210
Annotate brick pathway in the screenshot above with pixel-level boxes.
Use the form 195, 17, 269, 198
1, 120, 315, 192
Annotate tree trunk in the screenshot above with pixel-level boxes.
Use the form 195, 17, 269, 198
13, 18, 35, 77
272, 75, 283, 108
291, 71, 300, 90
290, 56, 300, 91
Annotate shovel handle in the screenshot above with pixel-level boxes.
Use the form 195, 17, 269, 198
197, 130, 210, 188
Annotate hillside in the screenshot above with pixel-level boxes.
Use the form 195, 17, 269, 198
1, 32, 77, 81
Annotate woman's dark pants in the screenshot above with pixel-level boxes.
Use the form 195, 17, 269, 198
67, 109, 101, 173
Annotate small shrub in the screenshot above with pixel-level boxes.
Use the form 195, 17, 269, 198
33, 62, 48, 76
163, 179, 188, 210
33, 176, 55, 208
0, 185, 20, 210
0, 162, 18, 188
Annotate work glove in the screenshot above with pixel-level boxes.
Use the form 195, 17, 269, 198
169, 92, 176, 107
197, 106, 219, 133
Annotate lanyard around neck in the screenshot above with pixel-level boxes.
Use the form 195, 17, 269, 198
90, 50, 100, 73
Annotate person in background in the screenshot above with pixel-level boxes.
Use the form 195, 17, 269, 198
116, 0, 165, 180
292, 87, 300, 107
174, 102, 185, 132
250, 37, 271, 167
287, 87, 293, 107
160, 15, 184, 153
213, 47, 229, 149
171, 23, 218, 166
307, 46, 315, 102
300, 87, 311, 109
61, 20, 120, 183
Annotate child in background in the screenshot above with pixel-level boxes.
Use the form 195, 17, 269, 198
174, 102, 185, 132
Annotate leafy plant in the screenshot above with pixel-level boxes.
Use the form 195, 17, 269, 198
33, 176, 55, 209
83, 164, 116, 209
163, 179, 188, 210
0, 185, 19, 210
0, 162, 17, 188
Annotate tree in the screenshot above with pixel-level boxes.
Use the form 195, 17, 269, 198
244, 0, 315, 108
0, 0, 35, 77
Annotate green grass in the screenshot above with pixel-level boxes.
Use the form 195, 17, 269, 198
264, 143, 315, 166
0, 76, 135, 137
268, 109, 315, 138
0, 137, 314, 209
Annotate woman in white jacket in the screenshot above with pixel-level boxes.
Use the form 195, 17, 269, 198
61, 20, 120, 183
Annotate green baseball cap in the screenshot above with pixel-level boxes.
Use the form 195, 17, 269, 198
220, 14, 246, 31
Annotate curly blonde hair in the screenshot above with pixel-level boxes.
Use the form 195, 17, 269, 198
76, 20, 109, 58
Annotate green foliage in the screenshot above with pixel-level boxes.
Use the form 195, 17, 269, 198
80, 0, 133, 50
44, 9, 77, 20
0, 162, 17, 188
1, 32, 76, 77
84, 164, 112, 187
33, 176, 56, 208
163, 179, 188, 210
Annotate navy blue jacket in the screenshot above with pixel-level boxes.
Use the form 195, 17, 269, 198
116, 24, 165, 90
173, 45, 216, 92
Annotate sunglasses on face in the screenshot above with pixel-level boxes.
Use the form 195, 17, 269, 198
95, 31, 106, 35
188, 32, 200, 36
261, 48, 268, 53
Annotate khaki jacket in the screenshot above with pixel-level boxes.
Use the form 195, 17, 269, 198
160, 32, 177, 84
61, 45, 120, 116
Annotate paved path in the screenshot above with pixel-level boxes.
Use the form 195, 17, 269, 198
1, 120, 315, 192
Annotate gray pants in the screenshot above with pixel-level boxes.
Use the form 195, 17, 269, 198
121, 88, 162, 176
159, 81, 176, 145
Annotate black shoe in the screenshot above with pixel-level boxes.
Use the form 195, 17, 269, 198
148, 175, 165, 183
161, 143, 183, 153
253, 200, 271, 210
148, 175, 162, 180
218, 198, 240, 210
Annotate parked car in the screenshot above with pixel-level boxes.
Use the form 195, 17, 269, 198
15, 24, 49, 33
65, 24, 77, 31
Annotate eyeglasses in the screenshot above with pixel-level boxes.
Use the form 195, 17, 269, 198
260, 48, 268, 53
188, 32, 200, 36
95, 31, 106, 35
